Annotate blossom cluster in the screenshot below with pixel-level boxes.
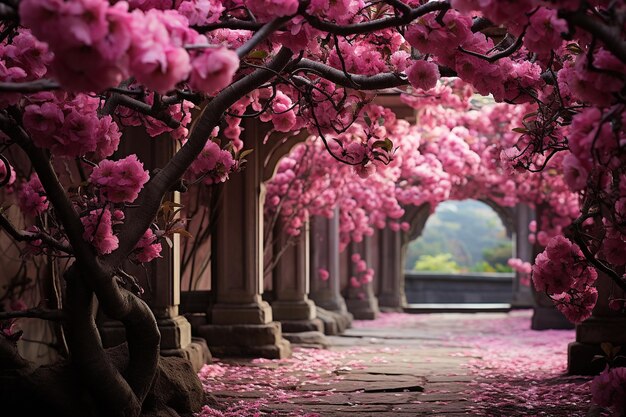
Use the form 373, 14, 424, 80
18, 0, 239, 94
532, 236, 598, 323
591, 366, 626, 415
23, 93, 121, 159
90, 155, 150, 203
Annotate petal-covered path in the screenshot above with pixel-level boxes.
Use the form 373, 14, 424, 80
196, 311, 601, 416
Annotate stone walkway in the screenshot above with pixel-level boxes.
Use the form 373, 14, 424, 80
196, 311, 603, 417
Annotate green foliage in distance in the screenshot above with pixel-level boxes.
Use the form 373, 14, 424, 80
413, 254, 462, 273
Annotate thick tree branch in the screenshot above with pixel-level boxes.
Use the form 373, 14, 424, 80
0, 211, 73, 254
302, 0, 450, 36
458, 32, 525, 63
560, 9, 626, 64
104, 94, 181, 129
294, 59, 407, 89
292, 59, 456, 90
64, 272, 142, 417
195, 18, 264, 33
237, 17, 290, 58
105, 47, 295, 268
0, 79, 60, 93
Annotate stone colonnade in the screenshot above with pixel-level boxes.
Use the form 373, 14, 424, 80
97, 106, 623, 377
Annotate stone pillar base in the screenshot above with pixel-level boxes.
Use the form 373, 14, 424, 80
272, 299, 316, 322
531, 306, 574, 330
99, 315, 209, 371
377, 294, 406, 312
346, 298, 379, 320
161, 337, 212, 372
280, 318, 324, 333
568, 342, 606, 375
196, 321, 291, 359
316, 307, 353, 335
568, 316, 626, 375
283, 331, 329, 348
211, 301, 273, 325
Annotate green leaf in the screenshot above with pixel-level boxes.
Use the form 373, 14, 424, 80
601, 342, 613, 357
239, 149, 254, 160
247, 50, 268, 60
566, 43, 583, 55
372, 138, 393, 152
363, 114, 372, 127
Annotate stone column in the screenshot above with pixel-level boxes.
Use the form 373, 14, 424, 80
345, 237, 380, 320
270, 221, 328, 346
98, 129, 209, 371
377, 228, 407, 311
511, 204, 534, 308
196, 121, 291, 359
568, 272, 626, 375
309, 212, 352, 334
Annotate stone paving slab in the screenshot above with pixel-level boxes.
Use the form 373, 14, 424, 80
198, 311, 598, 417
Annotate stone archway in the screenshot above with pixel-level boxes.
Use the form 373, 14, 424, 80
400, 200, 533, 308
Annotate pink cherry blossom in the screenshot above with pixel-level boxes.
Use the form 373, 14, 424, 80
406, 60, 440, 91
90, 154, 150, 203
189, 47, 239, 95
17, 175, 48, 217
133, 228, 162, 263
81, 208, 119, 254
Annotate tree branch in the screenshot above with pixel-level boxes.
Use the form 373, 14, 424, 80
292, 59, 456, 90
294, 59, 408, 89
105, 47, 295, 268
458, 31, 525, 64
560, 9, 626, 64
237, 17, 290, 58
0, 211, 73, 254
0, 79, 60, 93
104, 94, 181, 129
302, 0, 450, 36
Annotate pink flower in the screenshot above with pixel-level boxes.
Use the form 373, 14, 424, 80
177, 0, 225, 26
133, 228, 162, 263
2, 29, 52, 80
129, 10, 191, 93
81, 208, 119, 254
185, 140, 236, 185
318, 268, 330, 281
562, 153, 588, 192
246, 0, 299, 22
189, 47, 239, 95
23, 102, 65, 148
406, 60, 440, 91
349, 276, 361, 288
532, 235, 597, 295
90, 155, 150, 203
17, 175, 48, 217
93, 116, 122, 160
0, 158, 16, 188
524, 8, 567, 58
555, 287, 597, 323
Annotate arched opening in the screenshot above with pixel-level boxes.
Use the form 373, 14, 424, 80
404, 199, 515, 306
